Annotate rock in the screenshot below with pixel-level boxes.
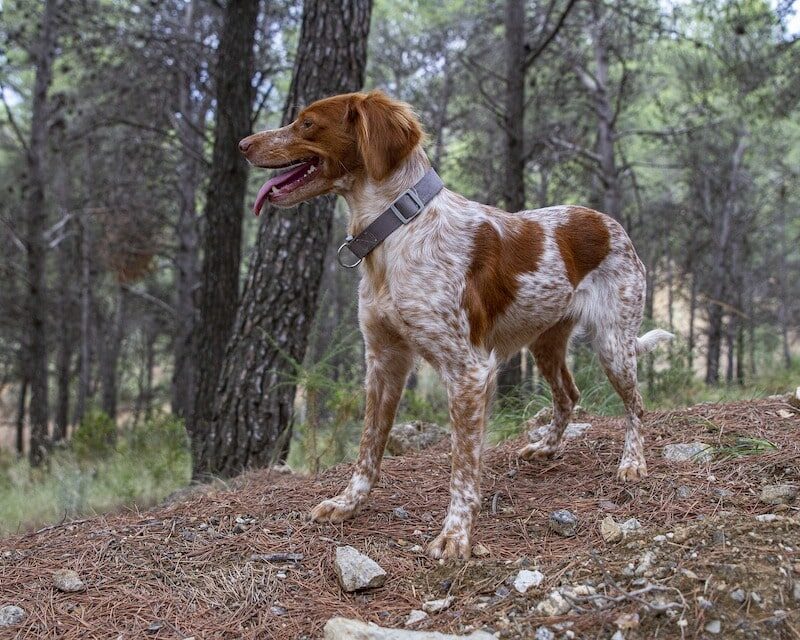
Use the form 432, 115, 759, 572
422, 596, 453, 614
600, 517, 622, 543
404, 610, 428, 627
393, 507, 410, 520
610, 632, 625, 640
705, 620, 722, 634
759, 484, 798, 505
620, 518, 642, 536
635, 550, 657, 577
534, 627, 555, 640
792, 581, 800, 602
472, 543, 490, 557
529, 423, 591, 441
528, 406, 553, 428
548, 510, 577, 537
614, 612, 640, 630
0, 605, 26, 627
663, 442, 713, 463
386, 422, 448, 455
672, 526, 690, 543
675, 485, 693, 499
729, 588, 746, 603
334, 546, 387, 592
513, 569, 544, 593
323, 617, 495, 639
535, 590, 572, 617
756, 513, 782, 523
53, 569, 86, 592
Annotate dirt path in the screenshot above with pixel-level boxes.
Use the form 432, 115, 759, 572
1, 398, 799, 639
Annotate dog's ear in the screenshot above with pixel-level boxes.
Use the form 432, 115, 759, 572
350, 91, 423, 182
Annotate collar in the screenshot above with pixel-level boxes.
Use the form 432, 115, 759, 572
337, 168, 444, 268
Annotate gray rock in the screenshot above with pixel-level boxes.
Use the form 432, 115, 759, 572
548, 510, 577, 537
675, 485, 693, 499
634, 550, 657, 577
535, 590, 572, 616
729, 588, 746, 603
422, 596, 453, 614
513, 569, 544, 593
527, 406, 553, 428
53, 569, 86, 592
334, 546, 387, 592
534, 627, 555, 640
705, 620, 722, 634
663, 442, 713, 463
404, 610, 428, 627
620, 518, 642, 535
323, 618, 495, 639
530, 422, 592, 441
792, 581, 800, 602
387, 422, 448, 455
759, 484, 798, 505
393, 507, 410, 520
0, 605, 26, 627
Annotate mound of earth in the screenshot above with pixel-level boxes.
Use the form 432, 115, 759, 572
1, 398, 799, 639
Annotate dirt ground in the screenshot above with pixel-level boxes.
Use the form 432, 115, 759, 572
1, 397, 799, 640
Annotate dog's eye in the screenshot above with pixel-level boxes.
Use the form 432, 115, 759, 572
302, 119, 313, 129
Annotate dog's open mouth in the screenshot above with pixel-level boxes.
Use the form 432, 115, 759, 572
253, 157, 322, 215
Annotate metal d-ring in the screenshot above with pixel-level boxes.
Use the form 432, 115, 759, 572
337, 237, 362, 268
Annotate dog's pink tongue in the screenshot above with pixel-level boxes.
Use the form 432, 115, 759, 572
253, 175, 284, 216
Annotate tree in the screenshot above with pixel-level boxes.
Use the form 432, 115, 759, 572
191, 0, 261, 442
191, 0, 373, 478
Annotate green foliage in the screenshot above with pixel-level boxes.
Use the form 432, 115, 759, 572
0, 414, 191, 535
71, 408, 116, 460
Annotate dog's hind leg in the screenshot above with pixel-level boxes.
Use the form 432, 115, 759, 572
311, 316, 413, 523
518, 320, 578, 460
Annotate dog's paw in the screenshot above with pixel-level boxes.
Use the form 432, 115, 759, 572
310, 495, 361, 523
616, 461, 647, 483
517, 440, 560, 460
426, 528, 472, 560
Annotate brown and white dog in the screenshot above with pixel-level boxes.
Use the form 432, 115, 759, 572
239, 91, 672, 560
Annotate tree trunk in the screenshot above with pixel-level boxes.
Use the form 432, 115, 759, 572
171, 0, 203, 419
75, 212, 93, 426
497, 0, 526, 396
688, 271, 697, 372
26, 0, 60, 466
191, 0, 260, 437
99, 286, 127, 424
776, 183, 792, 369
192, 0, 372, 478
16, 376, 28, 456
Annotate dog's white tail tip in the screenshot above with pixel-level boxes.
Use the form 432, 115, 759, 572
635, 329, 674, 356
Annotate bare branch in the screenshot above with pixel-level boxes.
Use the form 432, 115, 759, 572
524, 0, 580, 69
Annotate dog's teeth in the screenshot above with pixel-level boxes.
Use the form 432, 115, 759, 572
270, 187, 279, 194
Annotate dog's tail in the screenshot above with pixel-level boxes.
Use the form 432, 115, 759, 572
635, 329, 674, 356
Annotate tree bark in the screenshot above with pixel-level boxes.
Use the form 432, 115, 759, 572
75, 212, 93, 426
99, 286, 127, 424
16, 376, 28, 456
191, 0, 260, 436
776, 183, 792, 369
26, 0, 60, 465
192, 0, 372, 478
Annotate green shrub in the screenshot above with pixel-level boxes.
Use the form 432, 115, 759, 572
72, 408, 116, 460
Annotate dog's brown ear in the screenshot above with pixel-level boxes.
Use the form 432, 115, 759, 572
350, 91, 423, 181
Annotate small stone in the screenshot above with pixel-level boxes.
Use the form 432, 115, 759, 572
697, 596, 714, 609
386, 421, 448, 455
756, 514, 782, 523
729, 588, 746, 603
705, 620, 722, 634
472, 543, 490, 557
146, 620, 165, 634
422, 595, 453, 614
653, 534, 667, 543
393, 507, 409, 520
530, 422, 591, 441
53, 569, 86, 592
614, 612, 640, 630
0, 605, 26, 627
513, 569, 544, 593
528, 406, 553, 428
635, 550, 657, 576
676, 485, 693, 499
334, 546, 387, 592
409, 545, 424, 553
681, 568, 700, 580
270, 605, 288, 616
610, 632, 625, 640
620, 518, 642, 535
535, 590, 571, 617
600, 516, 622, 543
672, 526, 691, 543
494, 585, 511, 599
534, 627, 555, 640
323, 617, 494, 639
751, 591, 763, 604
663, 442, 713, 463
792, 581, 800, 602
760, 484, 798, 505
404, 609, 427, 627
778, 409, 794, 419
548, 510, 577, 537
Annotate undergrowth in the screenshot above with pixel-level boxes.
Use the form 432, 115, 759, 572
0, 411, 190, 535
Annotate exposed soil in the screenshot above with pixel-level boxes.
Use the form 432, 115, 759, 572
1, 397, 799, 640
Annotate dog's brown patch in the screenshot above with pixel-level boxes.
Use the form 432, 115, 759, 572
555, 207, 611, 287
465, 220, 544, 347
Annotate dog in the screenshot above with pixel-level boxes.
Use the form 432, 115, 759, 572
239, 90, 673, 560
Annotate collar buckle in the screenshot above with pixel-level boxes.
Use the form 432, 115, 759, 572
389, 187, 425, 224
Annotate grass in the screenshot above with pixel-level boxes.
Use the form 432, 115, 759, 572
0, 412, 191, 536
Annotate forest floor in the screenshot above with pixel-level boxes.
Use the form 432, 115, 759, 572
1, 397, 800, 640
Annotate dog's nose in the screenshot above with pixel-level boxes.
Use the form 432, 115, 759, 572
239, 138, 251, 153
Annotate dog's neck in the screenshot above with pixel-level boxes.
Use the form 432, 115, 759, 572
341, 146, 430, 238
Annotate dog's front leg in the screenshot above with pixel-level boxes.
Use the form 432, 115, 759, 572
311, 318, 413, 523
427, 357, 496, 560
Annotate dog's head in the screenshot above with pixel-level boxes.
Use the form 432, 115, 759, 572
240, 91, 423, 214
